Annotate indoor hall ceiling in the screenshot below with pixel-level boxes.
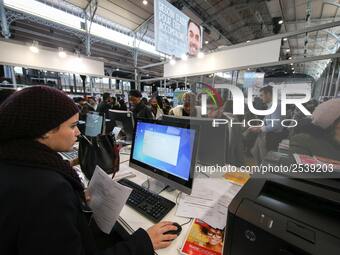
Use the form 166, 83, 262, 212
9, 19, 163, 79
266, 0, 340, 78
7, 0, 340, 81
65, 0, 153, 31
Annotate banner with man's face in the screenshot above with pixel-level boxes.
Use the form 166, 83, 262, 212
154, 0, 203, 58
187, 20, 203, 56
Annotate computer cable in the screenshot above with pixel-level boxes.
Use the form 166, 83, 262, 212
180, 218, 193, 227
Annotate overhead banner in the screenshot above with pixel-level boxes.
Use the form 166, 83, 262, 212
164, 39, 282, 78
154, 0, 203, 58
0, 40, 104, 76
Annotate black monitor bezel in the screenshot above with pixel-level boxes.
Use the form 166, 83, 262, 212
129, 118, 199, 194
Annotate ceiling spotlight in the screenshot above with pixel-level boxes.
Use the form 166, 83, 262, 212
197, 52, 204, 59
181, 54, 188, 61
116, 68, 120, 71
291, 67, 295, 70
278, 19, 283, 24
286, 49, 290, 52
170, 57, 176, 65
29, 41, 39, 53
142, 0, 148, 5
246, 40, 251, 43
283, 38, 288, 41
58, 47, 66, 58
205, 40, 209, 44
290, 63, 293, 66
288, 56, 292, 60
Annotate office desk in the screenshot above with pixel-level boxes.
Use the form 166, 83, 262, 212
117, 160, 191, 255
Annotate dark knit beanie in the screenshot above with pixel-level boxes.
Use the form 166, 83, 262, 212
0, 86, 79, 141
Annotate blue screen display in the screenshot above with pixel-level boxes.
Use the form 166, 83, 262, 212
132, 122, 196, 181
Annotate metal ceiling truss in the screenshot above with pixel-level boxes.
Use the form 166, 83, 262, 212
1, 7, 162, 75
4, 8, 84, 40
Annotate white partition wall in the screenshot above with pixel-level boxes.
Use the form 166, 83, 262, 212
164, 39, 281, 78
0, 40, 104, 76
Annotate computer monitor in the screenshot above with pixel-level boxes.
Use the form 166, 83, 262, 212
162, 115, 229, 166
85, 112, 103, 137
129, 118, 199, 194
108, 109, 134, 141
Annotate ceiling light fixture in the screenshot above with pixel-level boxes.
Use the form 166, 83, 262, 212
278, 19, 283, 24
286, 49, 290, 52
58, 47, 66, 58
170, 56, 176, 65
283, 37, 288, 41
29, 41, 39, 53
142, 0, 148, 5
116, 68, 120, 71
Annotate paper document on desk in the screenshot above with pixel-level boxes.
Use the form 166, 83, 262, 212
88, 166, 132, 234
176, 178, 241, 229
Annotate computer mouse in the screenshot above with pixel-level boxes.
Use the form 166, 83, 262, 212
163, 222, 182, 236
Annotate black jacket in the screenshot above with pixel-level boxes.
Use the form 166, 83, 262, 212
96, 102, 111, 117
0, 161, 154, 255
132, 102, 153, 119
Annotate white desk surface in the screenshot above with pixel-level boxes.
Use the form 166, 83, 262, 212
117, 156, 191, 255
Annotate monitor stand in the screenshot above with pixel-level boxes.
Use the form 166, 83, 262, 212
142, 177, 173, 194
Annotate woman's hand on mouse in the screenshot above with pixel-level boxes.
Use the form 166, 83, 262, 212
147, 221, 178, 250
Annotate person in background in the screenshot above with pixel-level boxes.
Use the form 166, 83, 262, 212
96, 92, 112, 117
249, 85, 284, 164
169, 92, 201, 117
141, 97, 148, 106
88, 97, 97, 111
149, 96, 164, 120
187, 20, 201, 56
162, 98, 171, 115
289, 99, 318, 137
118, 98, 128, 111
0, 88, 16, 105
79, 98, 95, 121
0, 86, 179, 255
290, 98, 340, 161
129, 90, 153, 119
111, 96, 120, 110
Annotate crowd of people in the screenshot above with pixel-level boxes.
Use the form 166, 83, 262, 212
0, 85, 339, 255
1, 86, 339, 164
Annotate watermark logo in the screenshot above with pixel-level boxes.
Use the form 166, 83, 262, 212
198, 83, 312, 128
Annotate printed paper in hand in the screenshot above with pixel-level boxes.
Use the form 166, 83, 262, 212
88, 166, 132, 234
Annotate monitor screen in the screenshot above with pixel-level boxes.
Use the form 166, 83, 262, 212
130, 119, 198, 194
85, 112, 103, 137
162, 115, 230, 166
108, 110, 134, 141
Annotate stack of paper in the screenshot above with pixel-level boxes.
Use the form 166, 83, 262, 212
176, 178, 241, 229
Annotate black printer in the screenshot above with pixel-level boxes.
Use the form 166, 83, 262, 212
224, 176, 340, 255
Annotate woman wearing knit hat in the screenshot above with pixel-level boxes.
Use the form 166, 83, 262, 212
0, 86, 177, 255
289, 98, 340, 161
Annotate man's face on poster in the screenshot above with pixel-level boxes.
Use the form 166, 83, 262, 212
188, 21, 201, 56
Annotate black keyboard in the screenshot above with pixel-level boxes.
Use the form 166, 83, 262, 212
118, 178, 176, 223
